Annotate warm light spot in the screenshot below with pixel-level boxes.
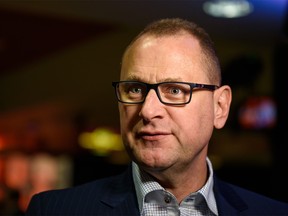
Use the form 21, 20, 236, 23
79, 128, 124, 156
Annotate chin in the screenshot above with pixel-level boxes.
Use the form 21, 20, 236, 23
137, 157, 170, 172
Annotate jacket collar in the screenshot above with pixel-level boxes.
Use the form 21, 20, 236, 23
99, 164, 249, 215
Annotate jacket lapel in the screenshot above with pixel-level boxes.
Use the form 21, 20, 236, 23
214, 176, 248, 215
100, 165, 140, 215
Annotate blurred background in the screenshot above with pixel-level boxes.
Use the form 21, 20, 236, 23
0, 0, 287, 214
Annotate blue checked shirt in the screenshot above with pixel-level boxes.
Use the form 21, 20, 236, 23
132, 158, 218, 216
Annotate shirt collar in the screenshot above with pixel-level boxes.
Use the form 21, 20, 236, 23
132, 157, 218, 215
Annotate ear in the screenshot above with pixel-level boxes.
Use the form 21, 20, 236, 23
213, 85, 232, 129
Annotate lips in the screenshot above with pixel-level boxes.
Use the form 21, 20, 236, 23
136, 130, 171, 141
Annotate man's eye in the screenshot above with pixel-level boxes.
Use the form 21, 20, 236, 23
169, 88, 181, 95
130, 87, 142, 94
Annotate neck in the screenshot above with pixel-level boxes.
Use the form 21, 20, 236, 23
145, 156, 208, 203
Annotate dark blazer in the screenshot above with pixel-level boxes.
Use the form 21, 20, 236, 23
26, 165, 288, 216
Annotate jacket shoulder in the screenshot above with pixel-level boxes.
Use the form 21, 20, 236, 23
215, 178, 288, 215
26, 167, 139, 216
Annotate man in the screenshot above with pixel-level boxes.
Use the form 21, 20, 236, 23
26, 18, 288, 215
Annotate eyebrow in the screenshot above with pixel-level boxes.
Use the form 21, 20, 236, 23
161, 78, 183, 82
123, 75, 184, 83
123, 74, 141, 81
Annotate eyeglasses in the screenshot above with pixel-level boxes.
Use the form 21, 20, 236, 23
112, 81, 219, 105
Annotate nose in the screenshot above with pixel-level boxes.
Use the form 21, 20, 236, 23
139, 89, 164, 121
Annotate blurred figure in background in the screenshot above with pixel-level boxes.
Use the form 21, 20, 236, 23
1, 152, 29, 215
24, 153, 59, 213
0, 152, 67, 215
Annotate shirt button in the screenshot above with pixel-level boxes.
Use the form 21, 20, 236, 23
164, 196, 171, 204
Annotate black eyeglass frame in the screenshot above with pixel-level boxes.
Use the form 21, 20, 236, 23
112, 81, 219, 105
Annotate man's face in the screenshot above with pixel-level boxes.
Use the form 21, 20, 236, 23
119, 34, 216, 173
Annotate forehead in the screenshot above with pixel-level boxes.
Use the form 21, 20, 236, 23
128, 33, 201, 60
121, 34, 207, 83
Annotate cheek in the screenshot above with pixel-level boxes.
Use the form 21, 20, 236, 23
119, 105, 140, 131
175, 102, 214, 141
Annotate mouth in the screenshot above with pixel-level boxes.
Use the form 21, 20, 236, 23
136, 131, 171, 141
